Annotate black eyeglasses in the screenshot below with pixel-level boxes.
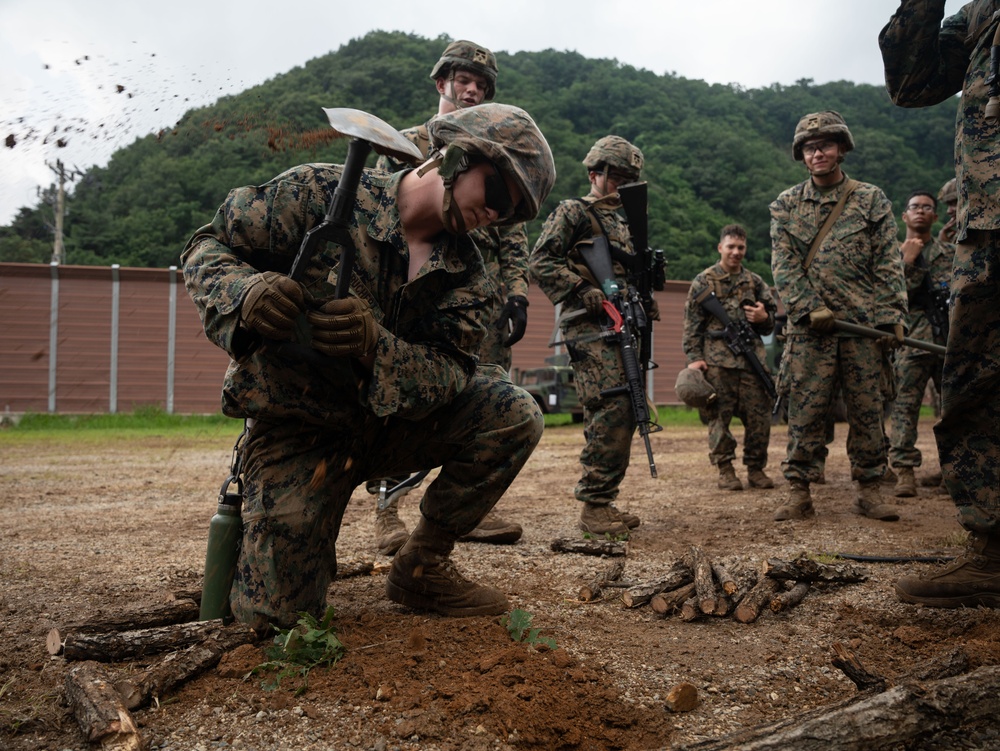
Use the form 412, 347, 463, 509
801, 140, 837, 156
905, 204, 936, 213
484, 163, 516, 221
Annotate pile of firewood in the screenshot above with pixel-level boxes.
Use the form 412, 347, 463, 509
553, 541, 869, 624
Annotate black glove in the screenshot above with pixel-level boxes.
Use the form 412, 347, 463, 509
306, 297, 380, 357
498, 295, 529, 347
579, 284, 606, 318
878, 323, 905, 352
240, 271, 307, 340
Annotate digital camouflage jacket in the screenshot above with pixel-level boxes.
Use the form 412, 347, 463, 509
902, 236, 956, 345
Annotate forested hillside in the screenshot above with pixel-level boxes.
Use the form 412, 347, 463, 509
0, 30, 959, 282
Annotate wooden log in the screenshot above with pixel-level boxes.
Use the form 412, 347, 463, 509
712, 594, 734, 617
691, 546, 718, 615
769, 582, 810, 613
711, 560, 738, 596
650, 582, 696, 616
676, 664, 1000, 751
579, 559, 626, 602
56, 619, 228, 662
550, 538, 627, 557
621, 560, 693, 608
65, 661, 143, 751
831, 641, 888, 692
733, 577, 781, 624
336, 558, 375, 579
679, 596, 702, 622
764, 556, 869, 584
169, 588, 202, 604
115, 623, 257, 710
47, 599, 200, 654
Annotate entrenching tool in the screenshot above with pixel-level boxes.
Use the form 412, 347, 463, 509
833, 320, 947, 357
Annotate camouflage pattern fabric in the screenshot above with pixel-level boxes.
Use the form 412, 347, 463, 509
888, 236, 955, 468
770, 176, 906, 484
881, 0, 1000, 530
529, 194, 641, 503
181, 165, 543, 629
377, 123, 530, 371
683, 263, 777, 469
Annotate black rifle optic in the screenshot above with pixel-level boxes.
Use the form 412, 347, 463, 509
697, 291, 777, 401
578, 237, 662, 478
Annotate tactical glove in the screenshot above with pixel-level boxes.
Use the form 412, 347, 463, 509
579, 284, 607, 318
646, 297, 661, 322
498, 295, 529, 347
240, 271, 307, 340
878, 323, 906, 352
307, 297, 380, 357
808, 306, 837, 333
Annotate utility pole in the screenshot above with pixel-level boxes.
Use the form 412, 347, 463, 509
46, 160, 82, 265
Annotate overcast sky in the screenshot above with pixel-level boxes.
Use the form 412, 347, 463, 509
0, 0, 966, 228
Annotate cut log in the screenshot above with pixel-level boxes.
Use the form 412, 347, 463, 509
169, 588, 202, 604
56, 619, 228, 662
65, 661, 143, 751
650, 582, 696, 616
711, 560, 738, 596
47, 599, 200, 655
115, 623, 257, 710
579, 559, 626, 602
676, 664, 1000, 751
733, 577, 781, 624
679, 596, 702, 623
764, 556, 869, 584
769, 582, 810, 613
550, 538, 627, 557
712, 594, 734, 617
621, 560, 693, 608
831, 641, 888, 692
335, 558, 375, 579
691, 546, 718, 615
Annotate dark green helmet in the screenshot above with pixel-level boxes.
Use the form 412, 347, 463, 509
792, 110, 855, 160
582, 135, 643, 181
429, 40, 498, 100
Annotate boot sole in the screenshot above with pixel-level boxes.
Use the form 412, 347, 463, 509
457, 529, 523, 544
852, 505, 900, 522
385, 579, 509, 617
894, 585, 1000, 609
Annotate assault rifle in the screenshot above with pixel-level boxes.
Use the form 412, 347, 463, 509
578, 237, 662, 478
617, 181, 665, 373
697, 291, 777, 400
920, 276, 950, 344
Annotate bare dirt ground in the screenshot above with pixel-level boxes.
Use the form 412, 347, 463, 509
3, 416, 1000, 751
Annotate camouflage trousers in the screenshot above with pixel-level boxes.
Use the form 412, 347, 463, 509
782, 334, 887, 485
703, 365, 772, 469
888, 350, 943, 468
231, 365, 543, 631
934, 230, 1000, 532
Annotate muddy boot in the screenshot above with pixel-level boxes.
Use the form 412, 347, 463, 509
747, 468, 774, 489
616, 506, 641, 530
773, 481, 814, 521
457, 511, 523, 544
893, 466, 917, 498
386, 517, 509, 616
920, 471, 943, 487
580, 502, 630, 537
895, 533, 1000, 608
374, 499, 409, 557
881, 466, 898, 485
717, 463, 744, 491
853, 481, 900, 521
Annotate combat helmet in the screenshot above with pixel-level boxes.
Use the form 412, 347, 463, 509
674, 368, 717, 410
582, 135, 644, 181
938, 177, 958, 205
425, 103, 556, 230
430, 40, 498, 100
792, 110, 855, 161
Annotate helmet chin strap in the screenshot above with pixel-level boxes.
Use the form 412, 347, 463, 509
418, 146, 471, 235
440, 74, 472, 111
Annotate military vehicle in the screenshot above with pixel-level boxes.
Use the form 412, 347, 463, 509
514, 355, 584, 423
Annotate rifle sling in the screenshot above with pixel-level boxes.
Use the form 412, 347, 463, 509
804, 179, 858, 271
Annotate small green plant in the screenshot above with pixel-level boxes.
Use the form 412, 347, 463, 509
252, 607, 345, 693
501, 609, 556, 650
581, 531, 629, 542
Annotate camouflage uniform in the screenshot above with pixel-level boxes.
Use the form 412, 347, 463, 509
182, 164, 543, 630
529, 194, 638, 503
770, 176, 907, 485
377, 126, 529, 371
888, 236, 955, 469
683, 263, 777, 471
881, 0, 1000, 532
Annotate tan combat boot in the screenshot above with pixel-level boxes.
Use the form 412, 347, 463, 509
773, 481, 814, 521
374, 500, 409, 556
718, 463, 744, 491
747, 468, 774, 489
893, 466, 917, 498
580, 502, 630, 537
854, 481, 900, 521
457, 511, 523, 544
881, 466, 898, 485
896, 533, 1000, 607
386, 517, 509, 616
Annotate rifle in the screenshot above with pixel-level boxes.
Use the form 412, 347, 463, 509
697, 291, 777, 401
617, 181, 665, 372
577, 237, 662, 478
914, 259, 950, 344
